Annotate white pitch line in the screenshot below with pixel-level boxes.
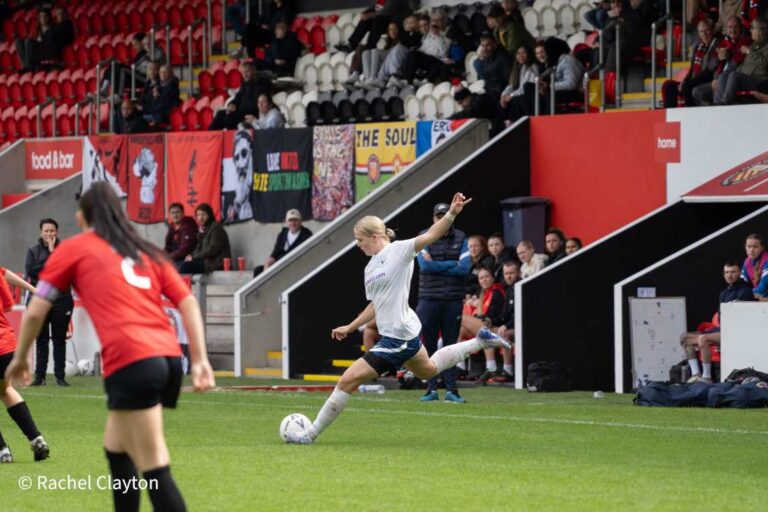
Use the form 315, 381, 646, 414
25, 392, 768, 437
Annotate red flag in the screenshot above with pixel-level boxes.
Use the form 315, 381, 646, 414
167, 132, 224, 220
126, 133, 165, 224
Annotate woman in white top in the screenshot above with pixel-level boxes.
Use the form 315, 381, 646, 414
500, 45, 539, 111
517, 240, 548, 278
285, 193, 510, 444
243, 93, 285, 130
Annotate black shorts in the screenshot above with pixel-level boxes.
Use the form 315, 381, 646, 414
104, 357, 183, 411
0, 352, 12, 377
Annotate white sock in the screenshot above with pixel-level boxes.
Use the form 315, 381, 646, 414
308, 388, 350, 439
702, 363, 712, 379
456, 360, 467, 371
503, 364, 513, 375
486, 360, 497, 372
430, 338, 485, 374
688, 359, 700, 376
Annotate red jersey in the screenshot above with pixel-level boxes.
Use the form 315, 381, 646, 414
0, 267, 17, 356
37, 232, 190, 377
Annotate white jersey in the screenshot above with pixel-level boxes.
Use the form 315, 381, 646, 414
364, 239, 422, 340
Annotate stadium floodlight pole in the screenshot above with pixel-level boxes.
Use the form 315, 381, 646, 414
599, 28, 605, 111
666, 0, 673, 80
615, 21, 622, 108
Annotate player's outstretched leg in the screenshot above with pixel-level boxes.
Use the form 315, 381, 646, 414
0, 429, 12, 462
429, 327, 510, 375
1, 385, 49, 461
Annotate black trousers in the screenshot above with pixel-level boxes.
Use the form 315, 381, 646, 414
348, 13, 391, 50
416, 299, 463, 393
35, 304, 72, 380
661, 72, 712, 108
403, 50, 449, 82
209, 109, 245, 130
510, 83, 583, 118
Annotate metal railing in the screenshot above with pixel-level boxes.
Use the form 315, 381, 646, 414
583, 63, 605, 113
651, 14, 670, 109
74, 97, 94, 136
188, 19, 208, 96
206, 0, 213, 61
95, 58, 116, 134
36, 97, 56, 138
221, 0, 228, 56
615, 21, 622, 108
533, 66, 555, 116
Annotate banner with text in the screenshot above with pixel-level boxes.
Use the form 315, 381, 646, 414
25, 138, 83, 181
354, 122, 416, 202
312, 125, 354, 221
221, 129, 254, 224
81, 135, 128, 197
126, 134, 165, 223
251, 128, 312, 223
416, 119, 468, 157
167, 132, 223, 220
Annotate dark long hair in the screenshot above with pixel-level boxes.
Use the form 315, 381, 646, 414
79, 182, 166, 264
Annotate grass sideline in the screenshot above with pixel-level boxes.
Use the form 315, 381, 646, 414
1, 376, 766, 511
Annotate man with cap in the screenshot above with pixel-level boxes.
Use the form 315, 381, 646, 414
415, 202, 471, 403
449, 86, 505, 136
254, 209, 313, 277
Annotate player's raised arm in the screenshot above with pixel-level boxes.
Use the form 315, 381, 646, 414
414, 193, 472, 253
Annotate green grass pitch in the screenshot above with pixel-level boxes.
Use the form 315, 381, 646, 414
1, 376, 766, 511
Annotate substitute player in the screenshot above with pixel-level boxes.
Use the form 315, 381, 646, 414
5, 183, 216, 511
285, 193, 510, 444
0, 267, 49, 463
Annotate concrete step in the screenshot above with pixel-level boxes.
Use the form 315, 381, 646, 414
643, 77, 667, 92
206, 337, 234, 354
207, 270, 252, 286
207, 284, 242, 296
206, 296, 233, 316
267, 350, 283, 368
618, 91, 661, 109
245, 367, 282, 378
206, 314, 234, 325
206, 323, 233, 340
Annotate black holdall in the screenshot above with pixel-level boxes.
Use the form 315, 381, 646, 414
669, 359, 692, 384
526, 361, 571, 392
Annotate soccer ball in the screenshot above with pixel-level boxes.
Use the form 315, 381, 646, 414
64, 360, 79, 377
279, 413, 311, 442
77, 359, 94, 376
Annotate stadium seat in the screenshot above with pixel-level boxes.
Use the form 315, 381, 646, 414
415, 83, 434, 100
326, 25, 342, 48
310, 26, 326, 54
353, 98, 372, 122
577, 3, 593, 31
533, 0, 552, 9
303, 65, 319, 92
199, 106, 213, 128
290, 102, 306, 127
539, 6, 559, 38
404, 95, 419, 121
317, 63, 334, 92
184, 109, 200, 130
198, 70, 213, 96
210, 94, 227, 111
226, 69, 242, 90
522, 9, 540, 38
285, 90, 303, 108
567, 31, 587, 50
296, 28, 310, 47
169, 107, 184, 131
465, 52, 479, 83
559, 5, 578, 35
212, 69, 227, 94
180, 97, 196, 113
419, 95, 438, 120
273, 91, 287, 107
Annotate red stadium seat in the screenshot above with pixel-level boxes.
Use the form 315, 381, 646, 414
117, 12, 130, 33
212, 69, 226, 93
76, 45, 90, 68
184, 109, 200, 130
34, 82, 46, 103
9, 83, 22, 108
62, 46, 76, 68
74, 78, 87, 100
141, 9, 154, 32
77, 15, 91, 36
182, 5, 195, 26
21, 82, 36, 107
195, 96, 210, 111
210, 94, 226, 110
226, 69, 242, 89
4, 118, 18, 140
88, 46, 101, 68
46, 81, 62, 103
90, 13, 104, 34
0, 85, 9, 107
100, 45, 115, 62
0, 51, 12, 72
198, 70, 213, 96
199, 106, 213, 129
114, 43, 130, 64
103, 13, 117, 33
295, 28, 309, 47
19, 72, 32, 85
180, 97, 196, 113
155, 8, 168, 27
130, 10, 144, 32
310, 26, 326, 54
169, 38, 185, 66
60, 79, 75, 105
291, 17, 307, 32
169, 7, 183, 28
169, 107, 184, 131
2, 20, 13, 42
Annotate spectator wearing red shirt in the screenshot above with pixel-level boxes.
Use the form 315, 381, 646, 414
5, 183, 214, 511
0, 266, 49, 463
692, 16, 752, 105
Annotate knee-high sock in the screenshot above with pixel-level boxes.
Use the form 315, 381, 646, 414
308, 388, 350, 439
144, 466, 186, 512
430, 337, 485, 374
105, 450, 140, 512
7, 402, 41, 441
0, 429, 6, 449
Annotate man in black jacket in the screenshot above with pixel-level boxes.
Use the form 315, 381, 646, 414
544, 227, 567, 266
253, 209, 313, 277
337, 0, 412, 52
115, 99, 149, 134
256, 22, 304, 76
415, 203, 471, 403
209, 61, 272, 130
24, 218, 73, 387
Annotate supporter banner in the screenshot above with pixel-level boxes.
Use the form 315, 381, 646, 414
685, 150, 768, 200
416, 119, 468, 157
81, 135, 128, 197
251, 128, 312, 223
354, 121, 416, 202
221, 129, 254, 224
126, 134, 165, 224
312, 125, 354, 221
167, 132, 223, 220
25, 138, 83, 181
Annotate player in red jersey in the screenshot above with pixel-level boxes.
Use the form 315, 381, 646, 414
0, 266, 49, 463
5, 182, 216, 512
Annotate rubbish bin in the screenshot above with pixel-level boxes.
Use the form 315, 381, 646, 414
500, 197, 549, 252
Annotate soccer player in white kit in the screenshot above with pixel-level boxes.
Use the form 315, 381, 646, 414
285, 193, 510, 444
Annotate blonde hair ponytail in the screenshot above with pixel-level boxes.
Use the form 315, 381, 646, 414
354, 216, 395, 241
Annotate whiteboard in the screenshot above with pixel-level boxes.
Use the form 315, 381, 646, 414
629, 297, 686, 388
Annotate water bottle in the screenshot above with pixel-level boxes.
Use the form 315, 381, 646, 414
358, 384, 385, 394
593, 390, 604, 399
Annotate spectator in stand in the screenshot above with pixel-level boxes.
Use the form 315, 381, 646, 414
460, 267, 506, 383
15, 9, 56, 71
416, 202, 470, 403
534, 41, 548, 67
545, 228, 567, 266
209, 61, 272, 130
226, 0, 258, 38
602, 0, 658, 72
486, 3, 535, 55
336, 0, 412, 53
565, 237, 583, 255
115, 99, 148, 134
466, 234, 495, 289
584, 0, 612, 29
714, 17, 768, 105
139, 60, 160, 112
742, 233, 768, 299
367, 15, 422, 88
141, 64, 180, 126
402, 12, 451, 84
509, 37, 584, 118
490, 259, 522, 382
740, 0, 768, 26
500, 45, 540, 113
254, 21, 303, 75
474, 34, 512, 100
355, 21, 401, 88
517, 240, 548, 278
164, 203, 198, 268
662, 19, 721, 108
680, 260, 755, 383
240, 0, 295, 58
692, 16, 752, 105
243, 93, 285, 129
178, 204, 232, 275
52, 6, 75, 47
253, 209, 313, 277
449, 86, 505, 136
487, 233, 516, 283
